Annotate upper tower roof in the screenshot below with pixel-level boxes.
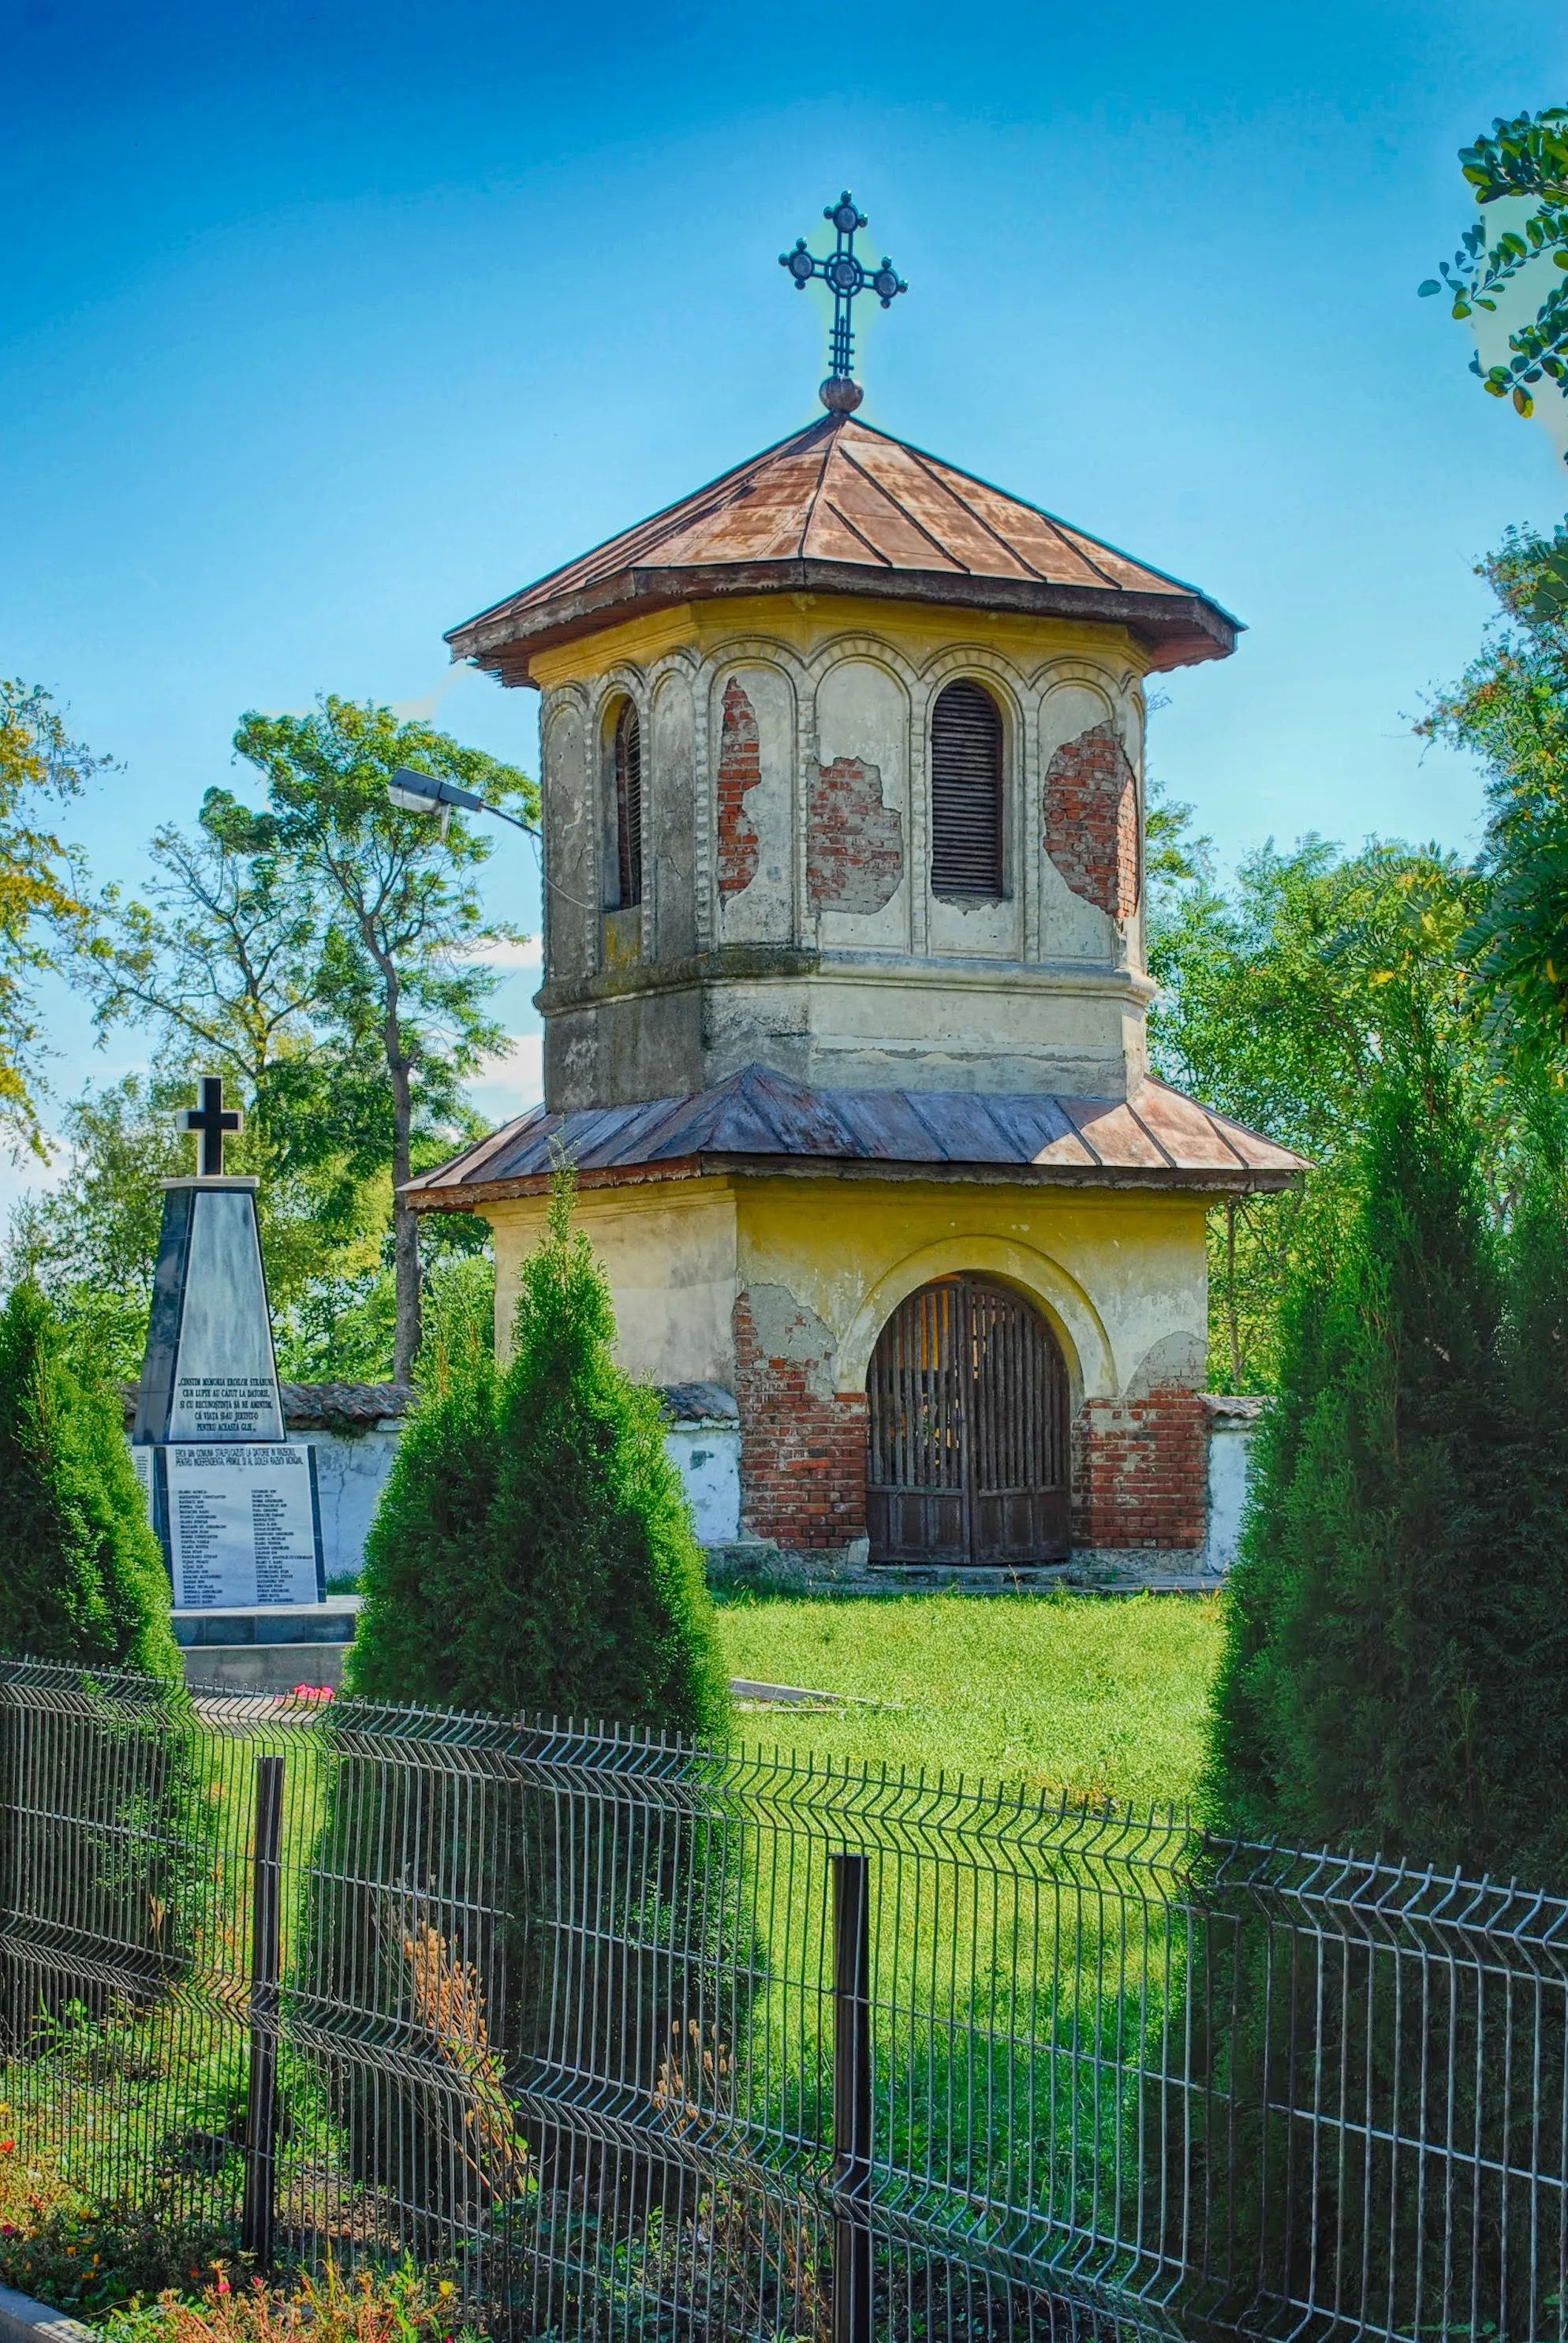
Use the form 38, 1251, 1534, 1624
445, 413, 1241, 683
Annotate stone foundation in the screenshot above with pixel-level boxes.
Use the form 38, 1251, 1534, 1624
704, 1541, 1219, 1595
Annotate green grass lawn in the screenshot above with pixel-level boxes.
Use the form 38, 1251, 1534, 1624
712, 1587, 1225, 1809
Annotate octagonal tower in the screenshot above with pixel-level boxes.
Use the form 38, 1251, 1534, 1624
446, 413, 1238, 1112
416, 408, 1301, 1586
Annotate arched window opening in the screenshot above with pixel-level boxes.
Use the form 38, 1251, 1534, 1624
930, 680, 1004, 897
612, 700, 643, 910
866, 1276, 1070, 1564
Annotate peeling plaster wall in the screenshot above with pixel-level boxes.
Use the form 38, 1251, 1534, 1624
1045, 723, 1140, 923
529, 595, 1155, 1110
490, 1182, 739, 1389
715, 663, 795, 945
487, 1175, 1205, 1405
651, 672, 697, 961
813, 657, 908, 945
540, 695, 595, 988
483, 1171, 1210, 1557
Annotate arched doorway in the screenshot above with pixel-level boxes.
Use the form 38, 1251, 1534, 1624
865, 1276, 1071, 1565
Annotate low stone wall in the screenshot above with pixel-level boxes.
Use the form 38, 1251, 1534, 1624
130, 1380, 749, 1592
142, 1381, 1264, 1624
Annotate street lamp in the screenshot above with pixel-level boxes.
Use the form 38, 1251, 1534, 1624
386, 766, 538, 836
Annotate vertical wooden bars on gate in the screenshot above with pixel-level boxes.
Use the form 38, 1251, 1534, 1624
831, 1852, 872, 2343
242, 1752, 286, 2264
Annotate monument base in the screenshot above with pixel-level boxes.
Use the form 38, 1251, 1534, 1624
174, 1597, 358, 1694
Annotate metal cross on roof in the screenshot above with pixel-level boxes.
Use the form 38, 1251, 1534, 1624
779, 192, 907, 414
178, 1074, 243, 1178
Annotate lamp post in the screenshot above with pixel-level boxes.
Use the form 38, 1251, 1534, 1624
386, 766, 537, 838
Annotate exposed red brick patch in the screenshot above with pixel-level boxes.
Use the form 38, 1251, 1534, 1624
808, 757, 903, 914
717, 678, 761, 899
1071, 1389, 1205, 1549
734, 1291, 868, 1549
1043, 723, 1139, 920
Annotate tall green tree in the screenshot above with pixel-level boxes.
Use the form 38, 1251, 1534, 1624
1148, 830, 1480, 1388
0, 681, 105, 1153
4, 1067, 494, 1385
221, 696, 536, 1380
1423, 527, 1568, 1066
80, 812, 324, 1109
1204, 1013, 1526, 1870
5, 1076, 188, 1379
0, 1280, 181, 1680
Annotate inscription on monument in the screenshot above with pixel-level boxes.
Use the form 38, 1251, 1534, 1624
174, 1375, 282, 1439
165, 1445, 324, 1609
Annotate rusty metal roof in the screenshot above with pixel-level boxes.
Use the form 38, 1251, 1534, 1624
446, 415, 1241, 681
404, 1064, 1305, 1211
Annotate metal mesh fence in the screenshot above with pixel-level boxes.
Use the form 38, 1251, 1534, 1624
1, 1659, 1565, 2341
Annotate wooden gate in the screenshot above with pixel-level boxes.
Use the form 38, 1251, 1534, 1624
865, 1276, 1071, 1565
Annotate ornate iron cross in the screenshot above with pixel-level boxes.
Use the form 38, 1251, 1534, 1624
178, 1074, 243, 1177
779, 192, 907, 412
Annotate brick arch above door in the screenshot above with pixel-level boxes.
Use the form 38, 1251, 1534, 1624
836, 1234, 1115, 1405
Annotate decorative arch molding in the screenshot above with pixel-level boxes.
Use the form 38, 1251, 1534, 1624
696, 634, 811, 692
1036, 674, 1120, 735
806, 636, 918, 712
916, 639, 1028, 687
588, 664, 652, 739
837, 1236, 1116, 1405
912, 644, 1032, 732
540, 677, 593, 734
1027, 651, 1139, 701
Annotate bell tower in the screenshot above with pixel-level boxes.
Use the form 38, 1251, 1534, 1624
416, 198, 1298, 1590
448, 408, 1235, 1113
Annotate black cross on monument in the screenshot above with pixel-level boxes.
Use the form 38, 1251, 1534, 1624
178, 1075, 243, 1178
779, 192, 907, 415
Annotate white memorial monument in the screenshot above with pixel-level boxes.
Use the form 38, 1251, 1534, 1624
133, 1077, 325, 1610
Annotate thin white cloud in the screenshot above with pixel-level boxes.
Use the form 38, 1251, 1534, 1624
469, 1032, 544, 1116
482, 936, 543, 970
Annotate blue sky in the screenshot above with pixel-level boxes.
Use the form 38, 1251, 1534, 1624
3, 0, 1566, 1186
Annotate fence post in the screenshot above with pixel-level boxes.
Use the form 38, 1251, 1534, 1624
831, 1851, 872, 2343
241, 1752, 285, 2266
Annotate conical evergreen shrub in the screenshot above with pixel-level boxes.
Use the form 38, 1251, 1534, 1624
1205, 1018, 1506, 1863
452, 1172, 729, 1733
0, 1280, 181, 1679
0, 1282, 192, 2043
348, 1288, 498, 1707
1185, 1022, 1567, 2338
319, 1180, 737, 2231
1484, 1086, 1568, 1885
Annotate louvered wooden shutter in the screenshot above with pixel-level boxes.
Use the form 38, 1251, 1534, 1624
614, 703, 643, 909
930, 681, 1003, 895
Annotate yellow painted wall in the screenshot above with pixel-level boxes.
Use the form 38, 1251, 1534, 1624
525, 591, 1153, 693
487, 1172, 1208, 1402
490, 1179, 739, 1385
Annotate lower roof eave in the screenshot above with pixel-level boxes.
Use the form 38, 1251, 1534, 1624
402, 1151, 1301, 1213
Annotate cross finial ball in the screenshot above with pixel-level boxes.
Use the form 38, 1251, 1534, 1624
778, 189, 907, 410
